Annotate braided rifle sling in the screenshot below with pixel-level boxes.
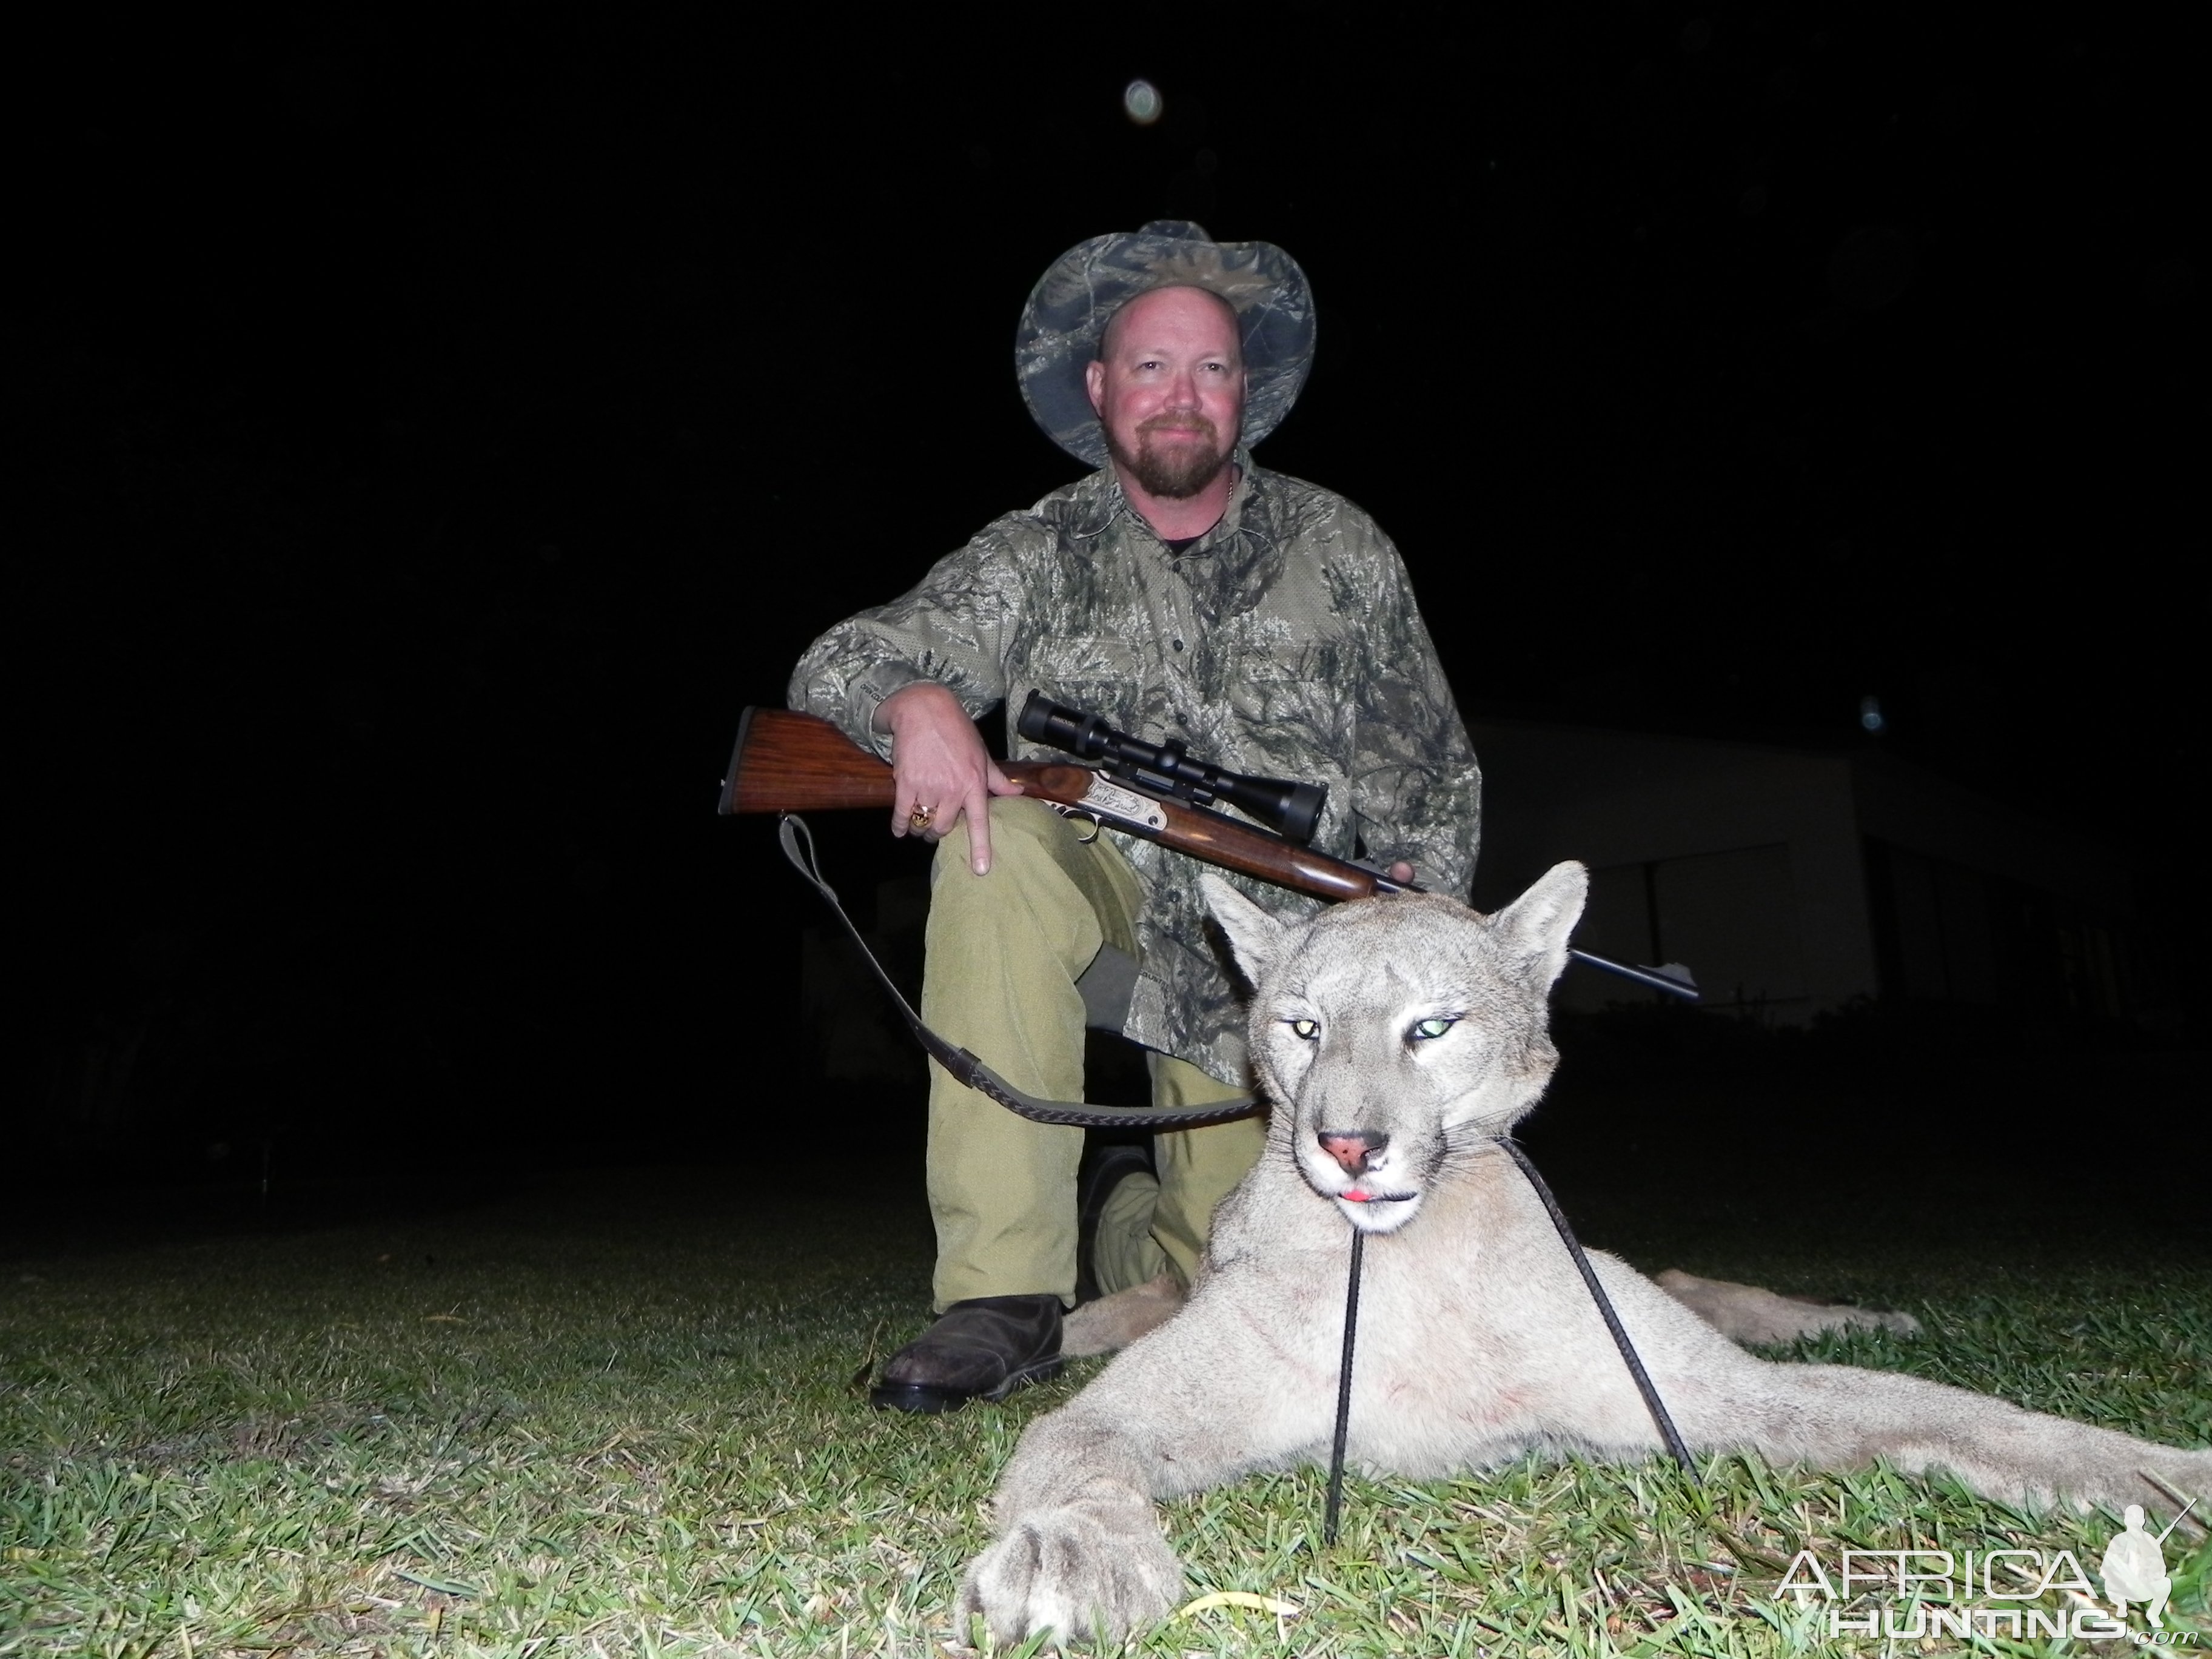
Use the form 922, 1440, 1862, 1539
778, 814, 1261, 1131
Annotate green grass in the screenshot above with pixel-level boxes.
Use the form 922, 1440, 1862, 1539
2, 1164, 2207, 1657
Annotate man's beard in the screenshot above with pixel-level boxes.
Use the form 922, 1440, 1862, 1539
1108, 412, 1233, 499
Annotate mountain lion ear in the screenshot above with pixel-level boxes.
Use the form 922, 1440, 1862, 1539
1202, 873, 1289, 983
1492, 860, 1588, 989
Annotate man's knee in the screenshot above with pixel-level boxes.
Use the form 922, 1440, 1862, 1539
925, 796, 1108, 980
933, 796, 1070, 877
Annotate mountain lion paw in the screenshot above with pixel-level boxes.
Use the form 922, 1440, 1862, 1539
957, 1503, 1182, 1647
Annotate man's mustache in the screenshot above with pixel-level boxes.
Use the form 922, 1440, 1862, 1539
1138, 412, 1220, 441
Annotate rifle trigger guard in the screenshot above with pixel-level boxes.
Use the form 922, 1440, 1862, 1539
1047, 802, 1104, 844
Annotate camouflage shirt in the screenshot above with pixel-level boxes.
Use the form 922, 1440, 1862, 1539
789, 455, 1481, 1085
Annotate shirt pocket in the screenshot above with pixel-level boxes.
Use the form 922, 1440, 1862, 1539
1223, 639, 1354, 745
1016, 635, 1151, 747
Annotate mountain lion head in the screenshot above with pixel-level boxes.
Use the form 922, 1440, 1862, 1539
1203, 863, 1589, 1235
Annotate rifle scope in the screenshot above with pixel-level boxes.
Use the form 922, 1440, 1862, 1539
1017, 691, 1328, 846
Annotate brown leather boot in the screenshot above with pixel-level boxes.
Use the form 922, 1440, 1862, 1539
869, 1294, 1065, 1413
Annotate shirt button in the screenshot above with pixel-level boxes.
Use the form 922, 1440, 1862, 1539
1172, 638, 1185, 651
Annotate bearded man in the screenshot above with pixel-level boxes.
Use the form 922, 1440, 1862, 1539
790, 222, 1481, 1413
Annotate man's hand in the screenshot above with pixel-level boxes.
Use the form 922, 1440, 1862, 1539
874, 683, 1024, 874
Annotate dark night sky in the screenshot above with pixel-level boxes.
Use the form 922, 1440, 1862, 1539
16, 7, 2204, 1176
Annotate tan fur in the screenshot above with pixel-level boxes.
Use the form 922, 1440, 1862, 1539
1067, 1265, 1919, 1360
960, 865, 2212, 1646
1061, 1272, 1184, 1356
1653, 1267, 1922, 1345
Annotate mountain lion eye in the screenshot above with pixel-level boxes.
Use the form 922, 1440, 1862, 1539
1288, 1018, 1320, 1041
1410, 1017, 1456, 1041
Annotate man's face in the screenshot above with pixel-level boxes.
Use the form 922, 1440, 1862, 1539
1084, 286, 1245, 500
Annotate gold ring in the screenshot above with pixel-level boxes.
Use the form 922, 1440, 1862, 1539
909, 806, 934, 831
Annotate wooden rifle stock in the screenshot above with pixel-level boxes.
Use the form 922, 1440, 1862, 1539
720, 706, 1389, 903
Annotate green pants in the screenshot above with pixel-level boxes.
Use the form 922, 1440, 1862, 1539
921, 797, 1267, 1312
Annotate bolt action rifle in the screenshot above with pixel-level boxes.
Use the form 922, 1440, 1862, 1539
719, 691, 1696, 1000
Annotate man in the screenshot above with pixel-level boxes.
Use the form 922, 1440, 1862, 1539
790, 222, 1480, 1413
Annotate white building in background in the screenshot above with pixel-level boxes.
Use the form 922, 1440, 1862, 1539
1467, 720, 2134, 1023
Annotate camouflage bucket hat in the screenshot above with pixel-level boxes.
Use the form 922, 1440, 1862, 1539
1015, 220, 1316, 469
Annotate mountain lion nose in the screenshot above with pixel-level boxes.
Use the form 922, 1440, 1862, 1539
1318, 1130, 1387, 1176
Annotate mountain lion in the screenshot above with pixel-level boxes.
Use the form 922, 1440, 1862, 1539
960, 863, 2212, 1644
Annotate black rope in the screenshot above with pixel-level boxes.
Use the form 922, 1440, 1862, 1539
1318, 1142, 1694, 1551
1503, 1139, 1698, 1479
1322, 1227, 1366, 1544
775, 814, 1262, 1130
